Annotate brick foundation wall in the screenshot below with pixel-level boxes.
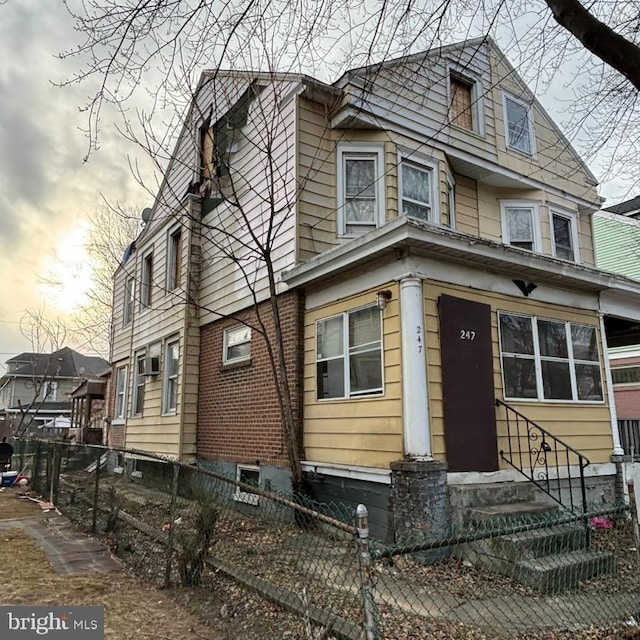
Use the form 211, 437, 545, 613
197, 291, 304, 468
613, 387, 640, 419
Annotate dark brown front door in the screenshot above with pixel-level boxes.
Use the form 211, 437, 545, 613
438, 294, 498, 472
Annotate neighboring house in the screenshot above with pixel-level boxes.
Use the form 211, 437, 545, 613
110, 36, 640, 539
593, 198, 640, 458
0, 348, 108, 437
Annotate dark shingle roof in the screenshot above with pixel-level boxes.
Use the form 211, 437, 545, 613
3, 348, 108, 379
603, 195, 640, 216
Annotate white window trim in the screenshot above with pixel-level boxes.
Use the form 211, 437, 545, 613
316, 305, 385, 401
43, 381, 58, 401
234, 465, 259, 505
162, 338, 179, 415
223, 325, 252, 364
447, 64, 485, 137
398, 154, 440, 224
549, 207, 580, 264
446, 169, 456, 230
502, 91, 536, 157
115, 365, 128, 421
166, 226, 182, 291
140, 251, 153, 310
499, 199, 542, 252
132, 351, 146, 416
337, 143, 386, 237
498, 312, 604, 404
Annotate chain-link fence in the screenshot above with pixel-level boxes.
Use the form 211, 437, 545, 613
12, 439, 640, 640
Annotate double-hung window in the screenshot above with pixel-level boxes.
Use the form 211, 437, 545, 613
499, 312, 603, 402
141, 252, 153, 309
503, 92, 535, 156
163, 339, 179, 413
338, 145, 385, 236
316, 306, 383, 399
167, 228, 182, 291
124, 276, 134, 325
224, 326, 251, 364
500, 200, 541, 251
400, 160, 436, 222
133, 352, 146, 415
115, 365, 128, 420
550, 209, 579, 262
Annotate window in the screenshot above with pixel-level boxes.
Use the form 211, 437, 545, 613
500, 201, 541, 251
450, 74, 473, 130
550, 209, 579, 262
503, 93, 535, 156
133, 352, 146, 415
163, 340, 179, 413
141, 253, 153, 309
337, 145, 385, 236
400, 161, 436, 222
224, 325, 251, 364
115, 366, 128, 419
612, 367, 640, 385
124, 276, 134, 325
200, 121, 215, 182
316, 306, 383, 399
43, 381, 58, 401
499, 312, 603, 402
447, 173, 456, 229
167, 228, 182, 291
234, 465, 259, 505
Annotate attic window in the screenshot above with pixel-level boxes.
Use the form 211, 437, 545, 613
450, 74, 473, 130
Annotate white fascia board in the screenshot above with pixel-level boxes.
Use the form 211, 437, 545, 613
284, 217, 640, 300
302, 461, 391, 485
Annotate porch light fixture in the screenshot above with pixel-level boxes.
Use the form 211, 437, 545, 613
376, 290, 392, 310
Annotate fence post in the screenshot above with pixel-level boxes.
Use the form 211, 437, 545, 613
33, 441, 41, 495
164, 462, 181, 587
92, 450, 101, 533
49, 444, 58, 504
355, 504, 379, 640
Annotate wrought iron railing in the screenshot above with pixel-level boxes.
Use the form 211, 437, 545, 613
496, 399, 589, 515
618, 419, 640, 460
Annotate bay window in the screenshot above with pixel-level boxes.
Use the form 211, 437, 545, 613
499, 312, 603, 402
316, 306, 383, 399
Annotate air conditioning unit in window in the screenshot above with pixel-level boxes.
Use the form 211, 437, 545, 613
140, 356, 161, 376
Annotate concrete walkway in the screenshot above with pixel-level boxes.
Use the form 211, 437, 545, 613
0, 510, 121, 575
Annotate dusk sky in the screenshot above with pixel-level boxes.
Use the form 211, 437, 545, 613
0, 1, 636, 366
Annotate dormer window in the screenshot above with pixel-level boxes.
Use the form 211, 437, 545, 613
503, 92, 535, 156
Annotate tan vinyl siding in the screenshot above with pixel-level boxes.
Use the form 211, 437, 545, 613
303, 284, 402, 468
424, 281, 613, 466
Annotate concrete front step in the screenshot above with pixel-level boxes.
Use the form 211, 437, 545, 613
514, 550, 615, 593
468, 500, 557, 523
496, 522, 587, 561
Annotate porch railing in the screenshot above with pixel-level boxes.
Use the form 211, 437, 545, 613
618, 419, 640, 460
496, 399, 589, 515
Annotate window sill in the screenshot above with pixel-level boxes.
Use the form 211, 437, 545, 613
221, 358, 252, 372
505, 145, 536, 160
317, 392, 385, 403
449, 122, 485, 140
161, 410, 178, 417
111, 419, 126, 426
503, 397, 605, 405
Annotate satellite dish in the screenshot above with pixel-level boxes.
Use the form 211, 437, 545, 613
141, 207, 153, 223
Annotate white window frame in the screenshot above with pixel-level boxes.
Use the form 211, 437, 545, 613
140, 251, 153, 309
502, 91, 536, 157
234, 465, 259, 505
162, 338, 179, 414
446, 170, 456, 230
166, 227, 182, 291
337, 144, 385, 237
549, 207, 580, 263
223, 325, 252, 364
447, 65, 485, 136
316, 305, 384, 401
398, 156, 440, 224
612, 366, 640, 386
498, 311, 604, 404
42, 381, 58, 401
114, 365, 128, 421
132, 351, 146, 416
123, 276, 134, 326
500, 200, 542, 252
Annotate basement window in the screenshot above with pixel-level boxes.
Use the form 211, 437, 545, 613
234, 465, 259, 505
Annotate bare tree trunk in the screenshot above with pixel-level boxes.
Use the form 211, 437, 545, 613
544, 0, 640, 90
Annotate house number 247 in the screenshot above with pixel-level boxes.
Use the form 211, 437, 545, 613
460, 330, 476, 340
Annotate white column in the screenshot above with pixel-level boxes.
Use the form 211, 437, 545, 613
400, 277, 431, 457
600, 314, 625, 456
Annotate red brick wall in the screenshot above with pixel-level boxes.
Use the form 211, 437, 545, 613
197, 291, 304, 468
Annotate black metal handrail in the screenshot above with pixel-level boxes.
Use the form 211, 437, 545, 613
496, 399, 589, 515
